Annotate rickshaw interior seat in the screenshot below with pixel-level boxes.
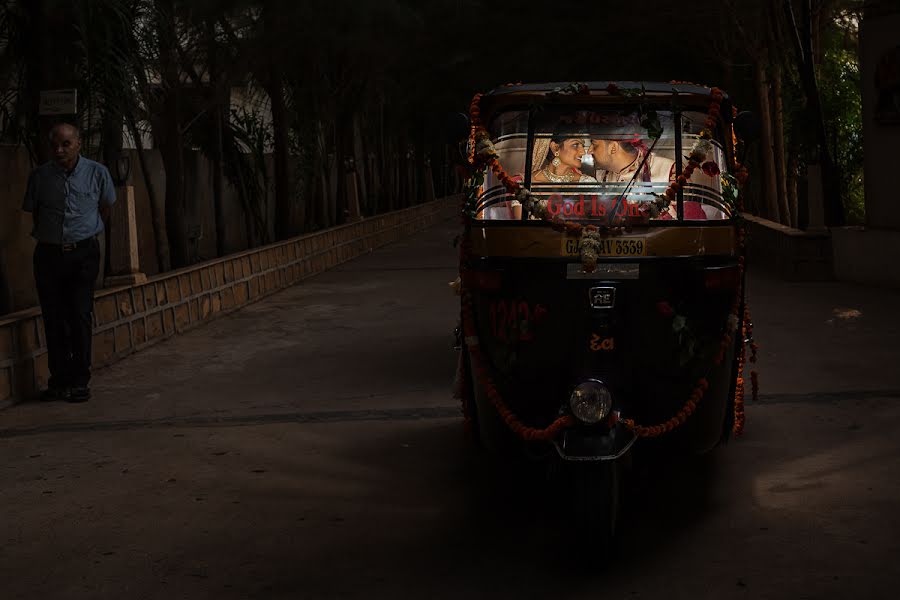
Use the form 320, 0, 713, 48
702, 204, 728, 220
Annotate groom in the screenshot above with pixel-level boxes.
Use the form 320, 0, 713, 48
588, 138, 675, 183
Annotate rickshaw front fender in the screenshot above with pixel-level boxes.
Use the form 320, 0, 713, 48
552, 424, 637, 462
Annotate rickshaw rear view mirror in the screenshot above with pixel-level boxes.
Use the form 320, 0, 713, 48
733, 111, 761, 144
445, 112, 471, 144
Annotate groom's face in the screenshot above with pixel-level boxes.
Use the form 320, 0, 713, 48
589, 139, 613, 170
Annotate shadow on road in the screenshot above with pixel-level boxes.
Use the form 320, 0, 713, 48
233, 419, 739, 597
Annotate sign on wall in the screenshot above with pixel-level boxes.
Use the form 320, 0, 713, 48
39, 89, 77, 116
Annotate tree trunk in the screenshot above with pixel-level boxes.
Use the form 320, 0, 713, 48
155, 0, 188, 267
377, 99, 386, 212
386, 143, 396, 212
341, 116, 361, 222
754, 54, 781, 223
315, 120, 329, 228
403, 144, 414, 208
368, 150, 380, 212
211, 105, 226, 256
316, 159, 328, 230
101, 113, 123, 175
335, 117, 352, 224
391, 146, 400, 211
257, 2, 293, 239
207, 22, 227, 257
99, 111, 124, 278
771, 62, 791, 227
787, 155, 799, 228
352, 113, 368, 215
0, 249, 12, 315
327, 124, 339, 226
25, 0, 80, 164
126, 114, 170, 272
267, 75, 292, 239
784, 0, 844, 225
325, 152, 341, 227
234, 161, 255, 248
397, 141, 408, 209
158, 119, 187, 267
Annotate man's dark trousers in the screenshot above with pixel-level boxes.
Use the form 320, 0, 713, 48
33, 238, 100, 390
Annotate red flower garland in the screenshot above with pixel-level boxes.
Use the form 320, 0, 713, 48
461, 292, 575, 441
656, 87, 724, 215
459, 85, 759, 441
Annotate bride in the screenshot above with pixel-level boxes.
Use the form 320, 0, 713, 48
530, 135, 597, 183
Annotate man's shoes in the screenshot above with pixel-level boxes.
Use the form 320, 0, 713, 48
40, 387, 70, 402
67, 386, 91, 403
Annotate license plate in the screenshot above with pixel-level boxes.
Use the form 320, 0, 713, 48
561, 237, 647, 257
566, 264, 640, 279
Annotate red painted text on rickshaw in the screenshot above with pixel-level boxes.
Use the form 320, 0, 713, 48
546, 194, 644, 218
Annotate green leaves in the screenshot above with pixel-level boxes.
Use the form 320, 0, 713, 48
641, 109, 663, 140
547, 82, 590, 98
721, 172, 739, 207
605, 84, 664, 140
618, 87, 645, 99
463, 168, 485, 218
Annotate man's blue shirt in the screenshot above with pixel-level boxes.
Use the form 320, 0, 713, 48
22, 156, 116, 244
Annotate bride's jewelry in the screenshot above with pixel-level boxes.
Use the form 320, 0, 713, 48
541, 167, 578, 183
551, 153, 562, 168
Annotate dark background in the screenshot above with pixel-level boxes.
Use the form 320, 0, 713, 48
0, 0, 869, 304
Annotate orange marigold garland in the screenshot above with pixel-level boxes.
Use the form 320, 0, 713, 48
619, 378, 710, 438
745, 305, 760, 410
733, 345, 746, 434
624, 251, 747, 439
652, 87, 725, 218
461, 291, 575, 441
467, 93, 483, 167
458, 85, 759, 442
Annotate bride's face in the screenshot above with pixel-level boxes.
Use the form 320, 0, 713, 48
551, 138, 586, 170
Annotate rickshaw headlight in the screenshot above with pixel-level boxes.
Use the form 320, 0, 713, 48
569, 380, 613, 424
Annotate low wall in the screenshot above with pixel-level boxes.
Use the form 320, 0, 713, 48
0, 196, 458, 407
743, 213, 833, 281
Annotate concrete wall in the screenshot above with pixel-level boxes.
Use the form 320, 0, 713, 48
0, 146, 38, 313
0, 146, 281, 315
0, 196, 458, 406
860, 3, 900, 231
831, 227, 900, 288
827, 4, 900, 288
743, 213, 833, 281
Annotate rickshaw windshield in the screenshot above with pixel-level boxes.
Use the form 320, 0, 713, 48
476, 107, 732, 223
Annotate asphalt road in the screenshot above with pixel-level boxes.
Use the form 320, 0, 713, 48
2, 219, 900, 599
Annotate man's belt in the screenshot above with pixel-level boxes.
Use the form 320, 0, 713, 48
40, 237, 97, 251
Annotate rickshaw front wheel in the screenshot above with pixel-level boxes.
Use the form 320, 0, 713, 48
571, 460, 621, 557
465, 351, 521, 458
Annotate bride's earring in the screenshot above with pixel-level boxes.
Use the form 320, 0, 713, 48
551, 152, 561, 168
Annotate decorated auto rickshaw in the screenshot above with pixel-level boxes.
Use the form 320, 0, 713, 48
452, 81, 760, 547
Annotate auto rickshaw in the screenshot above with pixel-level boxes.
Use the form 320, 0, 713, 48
453, 81, 758, 549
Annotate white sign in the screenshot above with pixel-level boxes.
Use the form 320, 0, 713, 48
39, 89, 77, 115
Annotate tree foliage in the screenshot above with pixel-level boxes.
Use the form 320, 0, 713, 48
0, 0, 873, 269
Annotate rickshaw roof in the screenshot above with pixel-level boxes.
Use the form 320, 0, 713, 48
479, 81, 730, 117
484, 81, 725, 97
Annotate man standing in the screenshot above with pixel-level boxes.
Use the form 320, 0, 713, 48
22, 123, 115, 402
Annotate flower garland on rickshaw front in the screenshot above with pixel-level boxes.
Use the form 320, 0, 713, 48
458, 83, 759, 441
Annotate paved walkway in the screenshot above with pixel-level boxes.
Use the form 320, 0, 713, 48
2, 219, 900, 599
1, 221, 462, 433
